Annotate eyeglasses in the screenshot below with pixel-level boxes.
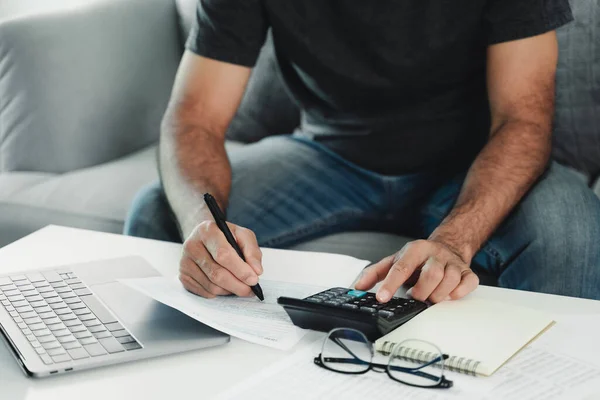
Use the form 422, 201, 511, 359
314, 328, 453, 389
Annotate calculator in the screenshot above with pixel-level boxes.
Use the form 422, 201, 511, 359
277, 288, 428, 341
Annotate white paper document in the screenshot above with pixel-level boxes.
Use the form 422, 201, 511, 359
122, 248, 370, 350
216, 315, 600, 400
478, 346, 600, 400
215, 340, 473, 400
122, 277, 327, 350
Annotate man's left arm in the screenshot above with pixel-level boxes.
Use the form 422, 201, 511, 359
355, 31, 559, 303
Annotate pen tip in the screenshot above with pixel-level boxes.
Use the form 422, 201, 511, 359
254, 285, 264, 301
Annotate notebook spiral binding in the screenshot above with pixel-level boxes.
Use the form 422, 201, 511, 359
379, 341, 481, 376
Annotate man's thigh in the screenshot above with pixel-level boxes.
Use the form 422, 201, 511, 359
227, 135, 386, 247
124, 180, 182, 242
125, 135, 388, 244
416, 162, 600, 299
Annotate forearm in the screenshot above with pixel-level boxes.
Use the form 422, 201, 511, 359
429, 120, 551, 262
159, 112, 232, 238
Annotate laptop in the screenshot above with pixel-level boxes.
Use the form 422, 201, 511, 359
0, 256, 229, 377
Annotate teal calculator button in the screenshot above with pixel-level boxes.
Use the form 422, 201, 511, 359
347, 290, 367, 298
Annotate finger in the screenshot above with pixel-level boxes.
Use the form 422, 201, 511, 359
195, 268, 251, 297
179, 272, 216, 299
180, 257, 231, 296
377, 241, 430, 302
186, 254, 253, 297
409, 257, 446, 302
198, 221, 259, 286
354, 255, 394, 290
428, 263, 462, 303
231, 224, 263, 275
449, 269, 480, 300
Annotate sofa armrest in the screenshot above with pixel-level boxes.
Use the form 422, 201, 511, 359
0, 0, 181, 174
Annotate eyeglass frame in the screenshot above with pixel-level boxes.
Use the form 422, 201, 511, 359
313, 328, 453, 389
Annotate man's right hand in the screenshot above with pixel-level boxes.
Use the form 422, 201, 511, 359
179, 221, 263, 298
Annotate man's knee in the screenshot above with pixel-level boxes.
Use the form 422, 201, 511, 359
524, 164, 600, 256
124, 181, 182, 243
498, 164, 600, 299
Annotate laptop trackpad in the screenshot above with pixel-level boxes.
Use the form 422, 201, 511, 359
91, 281, 186, 326
90, 281, 228, 348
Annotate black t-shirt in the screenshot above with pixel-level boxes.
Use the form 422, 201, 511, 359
187, 1, 573, 175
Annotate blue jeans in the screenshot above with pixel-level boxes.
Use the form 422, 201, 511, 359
124, 135, 600, 300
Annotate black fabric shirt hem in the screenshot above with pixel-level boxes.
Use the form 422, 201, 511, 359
487, 9, 574, 45
185, 27, 260, 67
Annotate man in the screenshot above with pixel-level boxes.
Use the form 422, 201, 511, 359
125, 1, 600, 302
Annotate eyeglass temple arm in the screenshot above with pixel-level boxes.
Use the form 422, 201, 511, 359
317, 356, 442, 383
328, 337, 448, 372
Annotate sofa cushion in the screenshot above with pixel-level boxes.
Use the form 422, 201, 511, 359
0, 0, 181, 173
594, 178, 600, 198
290, 232, 410, 263
0, 145, 158, 247
177, 0, 300, 143
175, 0, 196, 42
553, 0, 600, 181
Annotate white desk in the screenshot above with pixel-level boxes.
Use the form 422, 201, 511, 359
1, 225, 600, 400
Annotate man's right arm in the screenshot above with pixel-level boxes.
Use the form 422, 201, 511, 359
160, 51, 250, 237
160, 51, 263, 298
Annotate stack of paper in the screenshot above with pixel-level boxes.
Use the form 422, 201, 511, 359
122, 248, 370, 350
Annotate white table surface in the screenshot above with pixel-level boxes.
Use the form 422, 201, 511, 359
1, 225, 599, 400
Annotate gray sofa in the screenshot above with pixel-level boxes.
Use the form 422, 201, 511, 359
0, 0, 599, 278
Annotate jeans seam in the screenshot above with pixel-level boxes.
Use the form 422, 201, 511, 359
473, 242, 506, 277
260, 209, 371, 248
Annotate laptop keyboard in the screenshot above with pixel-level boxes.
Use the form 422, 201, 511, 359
0, 270, 142, 365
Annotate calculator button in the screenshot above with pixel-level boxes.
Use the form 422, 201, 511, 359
347, 290, 367, 298
324, 301, 339, 306
359, 307, 376, 313
378, 310, 394, 318
307, 298, 323, 303
342, 304, 358, 310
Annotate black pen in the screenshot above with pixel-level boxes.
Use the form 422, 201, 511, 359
203, 193, 264, 301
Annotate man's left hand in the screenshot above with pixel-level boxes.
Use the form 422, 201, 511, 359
354, 239, 479, 303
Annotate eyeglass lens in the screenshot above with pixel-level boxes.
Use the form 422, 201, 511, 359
321, 328, 372, 373
387, 339, 444, 387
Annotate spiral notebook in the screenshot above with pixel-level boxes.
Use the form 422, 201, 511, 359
375, 296, 555, 377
